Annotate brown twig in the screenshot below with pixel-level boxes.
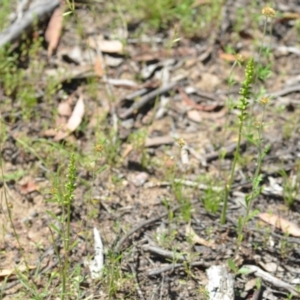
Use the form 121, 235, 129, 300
129, 263, 146, 300
113, 204, 182, 253
119, 81, 178, 119
142, 245, 188, 262
147, 261, 209, 277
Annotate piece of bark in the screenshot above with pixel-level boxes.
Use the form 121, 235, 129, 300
0, 0, 60, 48
206, 265, 235, 300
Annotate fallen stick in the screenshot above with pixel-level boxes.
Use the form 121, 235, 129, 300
147, 260, 209, 277
0, 0, 59, 48
119, 81, 178, 119
243, 264, 299, 296
113, 204, 181, 253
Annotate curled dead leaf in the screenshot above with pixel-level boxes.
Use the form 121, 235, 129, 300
66, 96, 85, 131
45, 6, 63, 57
259, 212, 300, 237
54, 96, 85, 141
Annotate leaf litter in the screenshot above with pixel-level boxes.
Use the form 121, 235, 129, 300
1, 1, 300, 299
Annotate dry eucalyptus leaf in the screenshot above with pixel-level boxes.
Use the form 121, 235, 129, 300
187, 110, 202, 123
54, 96, 85, 141
94, 56, 103, 77
185, 222, 215, 249
19, 180, 38, 194
45, 6, 63, 57
259, 213, 300, 237
67, 96, 85, 131
87, 37, 123, 54
0, 265, 36, 278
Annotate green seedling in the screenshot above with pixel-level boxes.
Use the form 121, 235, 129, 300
118, 0, 223, 37
227, 258, 250, 275
47, 153, 77, 299
279, 165, 300, 209
221, 57, 255, 225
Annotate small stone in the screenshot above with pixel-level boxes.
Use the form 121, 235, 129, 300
128, 172, 149, 187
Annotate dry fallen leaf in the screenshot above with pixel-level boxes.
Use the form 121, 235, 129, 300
87, 36, 123, 53
259, 212, 300, 237
58, 92, 75, 117
54, 96, 85, 141
0, 265, 36, 278
186, 222, 215, 249
20, 181, 38, 194
121, 144, 133, 158
94, 56, 103, 77
67, 96, 85, 131
58, 101, 72, 117
18, 176, 39, 194
219, 52, 237, 62
45, 6, 63, 57
187, 110, 202, 123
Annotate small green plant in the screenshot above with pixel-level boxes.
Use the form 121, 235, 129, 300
127, 128, 150, 168
0, 0, 11, 30
227, 258, 250, 275
118, 0, 223, 37
279, 232, 293, 259
221, 7, 277, 249
198, 286, 210, 300
200, 176, 222, 214
95, 130, 121, 167
155, 226, 177, 249
65, 0, 76, 16
101, 250, 132, 299
251, 6, 276, 113
221, 57, 255, 225
255, 277, 262, 290
162, 197, 175, 223
279, 163, 300, 208
286, 293, 294, 300
47, 153, 77, 299
172, 179, 192, 222
0, 48, 22, 96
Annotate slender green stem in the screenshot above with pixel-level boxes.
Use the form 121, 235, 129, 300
61, 153, 76, 299
240, 106, 267, 234
220, 58, 254, 224
221, 119, 244, 224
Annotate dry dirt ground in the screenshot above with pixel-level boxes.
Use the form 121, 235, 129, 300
1, 0, 300, 299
